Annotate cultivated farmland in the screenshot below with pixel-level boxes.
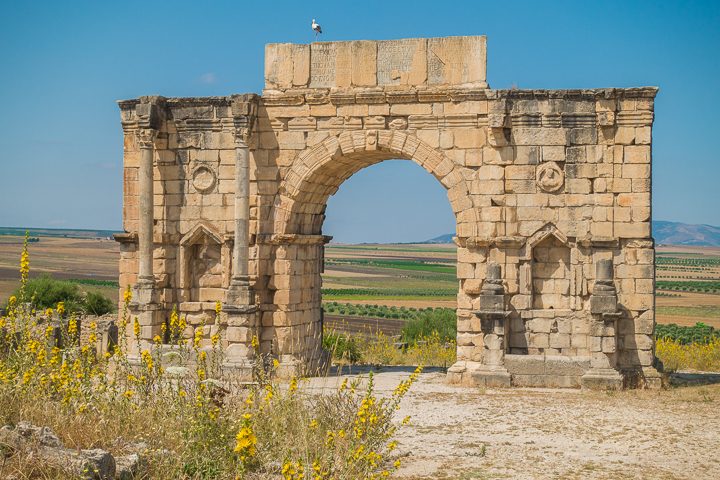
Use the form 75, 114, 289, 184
1, 235, 718, 330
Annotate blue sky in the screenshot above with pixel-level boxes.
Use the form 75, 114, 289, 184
0, 0, 718, 242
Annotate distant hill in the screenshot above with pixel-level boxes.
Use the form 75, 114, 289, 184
424, 233, 455, 244
653, 221, 720, 246
423, 221, 720, 246
0, 227, 120, 240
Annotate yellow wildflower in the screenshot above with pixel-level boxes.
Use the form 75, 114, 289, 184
67, 317, 78, 337
234, 425, 257, 461
194, 327, 203, 348
141, 350, 153, 371
123, 286, 132, 304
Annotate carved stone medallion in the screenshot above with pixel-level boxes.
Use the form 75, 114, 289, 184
192, 166, 217, 193
536, 162, 564, 193
388, 118, 408, 130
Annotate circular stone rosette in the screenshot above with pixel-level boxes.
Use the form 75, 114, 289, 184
192, 166, 217, 193
536, 162, 564, 193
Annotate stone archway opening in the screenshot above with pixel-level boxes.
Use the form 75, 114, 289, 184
267, 132, 471, 372
318, 157, 459, 360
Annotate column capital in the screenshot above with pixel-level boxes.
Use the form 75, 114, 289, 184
233, 127, 250, 148
136, 128, 157, 149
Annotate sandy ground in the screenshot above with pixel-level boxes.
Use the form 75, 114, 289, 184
307, 370, 720, 480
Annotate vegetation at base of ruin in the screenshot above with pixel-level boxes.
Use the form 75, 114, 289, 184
8, 274, 115, 315
655, 338, 720, 372
323, 309, 456, 367
323, 330, 363, 364
655, 322, 720, 345
655, 280, 720, 294
0, 239, 419, 479
400, 309, 456, 343
324, 330, 457, 368
323, 302, 454, 321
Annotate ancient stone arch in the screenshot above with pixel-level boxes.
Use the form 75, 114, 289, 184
116, 36, 663, 388
273, 130, 474, 235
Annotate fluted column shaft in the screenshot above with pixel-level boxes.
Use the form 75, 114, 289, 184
232, 140, 250, 285
137, 129, 156, 286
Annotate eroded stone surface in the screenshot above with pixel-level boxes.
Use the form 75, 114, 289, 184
116, 36, 659, 388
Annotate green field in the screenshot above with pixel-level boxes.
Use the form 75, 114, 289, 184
656, 280, 720, 294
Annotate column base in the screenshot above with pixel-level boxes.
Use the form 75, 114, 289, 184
225, 280, 255, 306
127, 302, 164, 355
634, 366, 667, 389
447, 361, 511, 387
132, 281, 158, 305
581, 368, 624, 390
471, 365, 512, 388
220, 359, 255, 382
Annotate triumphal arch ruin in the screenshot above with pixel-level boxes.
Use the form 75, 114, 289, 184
116, 36, 662, 389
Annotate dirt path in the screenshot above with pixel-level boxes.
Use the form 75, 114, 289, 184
307, 370, 720, 479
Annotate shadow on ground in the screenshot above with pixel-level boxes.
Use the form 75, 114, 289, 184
669, 371, 720, 386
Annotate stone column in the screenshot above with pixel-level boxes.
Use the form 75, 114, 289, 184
136, 128, 157, 290
128, 127, 162, 357
226, 130, 254, 306
223, 129, 257, 376
582, 258, 624, 389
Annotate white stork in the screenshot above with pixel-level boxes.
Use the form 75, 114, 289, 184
312, 19, 322, 39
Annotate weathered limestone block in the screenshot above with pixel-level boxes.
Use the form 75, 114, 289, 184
120, 37, 659, 390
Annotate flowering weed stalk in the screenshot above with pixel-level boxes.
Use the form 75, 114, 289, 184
0, 238, 419, 479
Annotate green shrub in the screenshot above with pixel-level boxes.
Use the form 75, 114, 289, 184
323, 330, 361, 363
655, 322, 720, 345
11, 275, 115, 315
83, 291, 115, 315
401, 308, 456, 344
18, 274, 84, 313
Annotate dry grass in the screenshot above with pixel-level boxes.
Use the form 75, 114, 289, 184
0, 240, 420, 479
656, 338, 720, 372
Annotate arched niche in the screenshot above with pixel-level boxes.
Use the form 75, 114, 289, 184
520, 224, 575, 311
177, 222, 230, 304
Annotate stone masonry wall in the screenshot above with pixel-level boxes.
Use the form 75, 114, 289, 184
116, 36, 659, 387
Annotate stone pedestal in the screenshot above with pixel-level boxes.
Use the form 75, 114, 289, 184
222, 304, 258, 377
581, 367, 624, 390
582, 259, 624, 389
461, 262, 511, 387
